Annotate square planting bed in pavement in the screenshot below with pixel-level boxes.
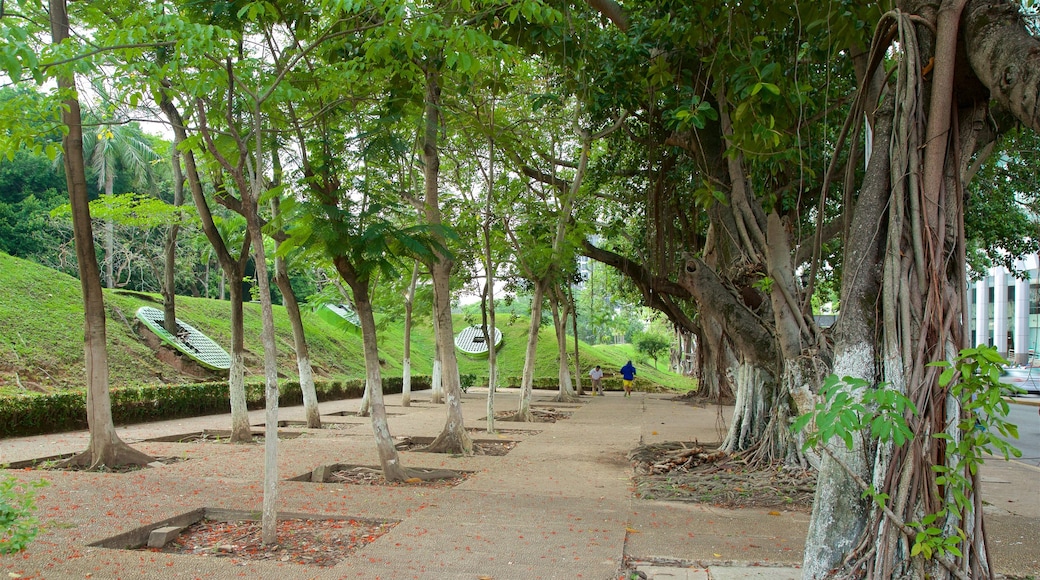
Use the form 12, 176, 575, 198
393, 435, 517, 455
321, 411, 403, 417
465, 427, 542, 438
483, 408, 572, 422
100, 507, 398, 568
532, 403, 582, 411
6, 453, 186, 471
289, 463, 475, 487
250, 420, 358, 430
147, 429, 304, 443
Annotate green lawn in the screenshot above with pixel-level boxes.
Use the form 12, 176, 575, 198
0, 251, 696, 395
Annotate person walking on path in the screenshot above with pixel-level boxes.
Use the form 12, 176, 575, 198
620, 360, 636, 397
589, 365, 604, 395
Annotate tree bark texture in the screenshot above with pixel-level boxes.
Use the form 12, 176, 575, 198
805, 1, 1040, 575
335, 258, 413, 482
159, 96, 252, 443
549, 286, 579, 402
421, 59, 471, 455
273, 251, 320, 428
401, 261, 419, 407
51, 0, 151, 469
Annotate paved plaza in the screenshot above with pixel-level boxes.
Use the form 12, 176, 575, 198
1, 389, 1037, 579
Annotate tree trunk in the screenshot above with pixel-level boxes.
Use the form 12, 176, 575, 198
803, 0, 1040, 573
335, 258, 413, 481
161, 147, 184, 336
272, 252, 320, 428
158, 95, 251, 443
358, 380, 373, 417
802, 91, 894, 580
549, 286, 579, 403
482, 283, 498, 433
431, 339, 443, 404
401, 261, 419, 407
268, 152, 320, 429
569, 285, 583, 396
421, 58, 471, 455
226, 281, 251, 443
101, 169, 115, 289
513, 278, 546, 422
50, 0, 151, 469
426, 258, 471, 453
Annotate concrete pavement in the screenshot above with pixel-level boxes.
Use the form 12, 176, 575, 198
1, 389, 1037, 579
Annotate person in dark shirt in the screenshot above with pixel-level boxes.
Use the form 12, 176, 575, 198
620, 360, 636, 397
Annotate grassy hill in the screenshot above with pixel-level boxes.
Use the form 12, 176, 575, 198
0, 252, 695, 395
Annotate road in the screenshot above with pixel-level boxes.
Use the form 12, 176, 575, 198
999, 399, 1040, 468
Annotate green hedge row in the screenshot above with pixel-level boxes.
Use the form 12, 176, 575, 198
497, 376, 645, 391
0, 376, 431, 439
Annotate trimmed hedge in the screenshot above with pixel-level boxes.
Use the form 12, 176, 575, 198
0, 376, 431, 439
497, 376, 649, 392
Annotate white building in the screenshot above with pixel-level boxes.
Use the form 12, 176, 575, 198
970, 254, 1040, 365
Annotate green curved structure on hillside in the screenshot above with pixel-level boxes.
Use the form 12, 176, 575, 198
135, 306, 231, 370
454, 325, 503, 358
317, 303, 362, 334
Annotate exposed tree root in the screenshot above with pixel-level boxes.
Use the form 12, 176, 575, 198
498, 409, 536, 422
324, 464, 462, 484
424, 428, 473, 455
59, 442, 154, 470
551, 392, 581, 404
628, 441, 729, 475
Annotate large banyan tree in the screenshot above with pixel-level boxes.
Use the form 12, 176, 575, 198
579, 0, 1040, 577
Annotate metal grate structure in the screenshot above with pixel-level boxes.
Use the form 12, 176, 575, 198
135, 307, 232, 370
454, 325, 503, 358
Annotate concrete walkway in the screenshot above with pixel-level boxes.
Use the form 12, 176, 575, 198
1, 389, 1037, 579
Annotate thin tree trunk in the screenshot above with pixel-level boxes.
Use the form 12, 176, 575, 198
421, 58, 471, 455
158, 95, 251, 443
50, 0, 151, 469
549, 287, 578, 402
273, 253, 320, 428
481, 275, 497, 434
358, 377, 372, 417
269, 152, 320, 428
401, 261, 419, 407
335, 259, 413, 481
161, 148, 185, 336
431, 337, 443, 404
514, 279, 546, 421
226, 281, 251, 442
103, 173, 115, 290
569, 285, 583, 396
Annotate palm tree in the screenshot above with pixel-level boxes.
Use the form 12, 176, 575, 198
81, 118, 160, 288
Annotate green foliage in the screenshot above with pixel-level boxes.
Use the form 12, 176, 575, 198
794, 346, 1024, 563
0, 377, 423, 438
751, 276, 774, 295
634, 331, 671, 369
928, 347, 1023, 516
0, 476, 49, 554
792, 375, 917, 451
965, 127, 1040, 278
459, 373, 477, 392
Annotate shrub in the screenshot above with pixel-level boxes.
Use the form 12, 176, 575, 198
0, 476, 49, 554
0, 376, 427, 438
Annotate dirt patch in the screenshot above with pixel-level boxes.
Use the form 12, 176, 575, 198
466, 427, 541, 437
670, 392, 736, 407
147, 430, 304, 443
150, 517, 396, 567
629, 442, 816, 511
492, 407, 572, 422
320, 465, 473, 487
394, 436, 516, 456
20, 455, 188, 473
